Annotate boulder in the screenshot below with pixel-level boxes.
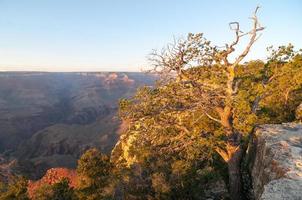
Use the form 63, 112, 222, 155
247, 123, 302, 200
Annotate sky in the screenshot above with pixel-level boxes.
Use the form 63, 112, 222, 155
0, 0, 301, 72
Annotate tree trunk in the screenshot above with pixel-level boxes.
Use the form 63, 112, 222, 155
227, 144, 243, 200
215, 107, 244, 199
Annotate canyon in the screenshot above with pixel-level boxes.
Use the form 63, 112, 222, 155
0, 72, 155, 179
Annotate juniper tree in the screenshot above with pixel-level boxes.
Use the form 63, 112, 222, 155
0, 176, 29, 200
76, 148, 114, 200
118, 7, 302, 200
51, 178, 76, 200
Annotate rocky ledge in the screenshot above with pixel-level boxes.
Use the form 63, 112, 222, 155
247, 123, 302, 200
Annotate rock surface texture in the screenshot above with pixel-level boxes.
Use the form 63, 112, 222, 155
27, 168, 78, 198
248, 123, 302, 200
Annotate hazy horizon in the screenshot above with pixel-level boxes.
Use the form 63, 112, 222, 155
0, 67, 143, 73
0, 69, 143, 72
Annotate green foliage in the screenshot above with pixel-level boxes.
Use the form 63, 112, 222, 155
32, 184, 53, 200
0, 176, 29, 200
113, 42, 302, 199
114, 75, 230, 198
76, 148, 114, 200
0, 180, 6, 194
51, 178, 77, 200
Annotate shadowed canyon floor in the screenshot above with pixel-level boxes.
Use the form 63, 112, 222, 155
0, 72, 155, 179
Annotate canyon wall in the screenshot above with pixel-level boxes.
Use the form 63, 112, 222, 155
0, 72, 155, 179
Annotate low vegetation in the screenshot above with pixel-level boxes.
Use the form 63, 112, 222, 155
1, 8, 301, 200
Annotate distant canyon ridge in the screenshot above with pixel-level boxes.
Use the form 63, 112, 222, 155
0, 72, 155, 179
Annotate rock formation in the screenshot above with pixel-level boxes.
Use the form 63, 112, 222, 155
247, 123, 302, 200
0, 72, 155, 179
0, 156, 15, 183
27, 168, 78, 198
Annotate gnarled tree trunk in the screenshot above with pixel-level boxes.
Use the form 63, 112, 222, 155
227, 143, 243, 200
216, 106, 244, 199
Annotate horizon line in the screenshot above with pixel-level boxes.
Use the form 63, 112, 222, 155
0, 70, 144, 73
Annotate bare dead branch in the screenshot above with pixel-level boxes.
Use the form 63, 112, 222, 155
232, 6, 265, 67
205, 112, 222, 124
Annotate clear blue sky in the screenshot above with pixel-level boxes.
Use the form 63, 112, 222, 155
0, 0, 301, 72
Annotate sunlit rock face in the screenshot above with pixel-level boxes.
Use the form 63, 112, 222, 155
27, 168, 78, 199
247, 123, 302, 200
0, 72, 155, 178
